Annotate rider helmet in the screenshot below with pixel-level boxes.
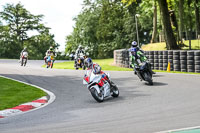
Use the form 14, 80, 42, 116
85, 58, 93, 68
23, 47, 27, 51
93, 64, 101, 74
131, 41, 138, 47
49, 46, 53, 51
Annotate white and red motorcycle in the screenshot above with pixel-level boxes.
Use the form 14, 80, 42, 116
20, 51, 28, 66
83, 69, 119, 102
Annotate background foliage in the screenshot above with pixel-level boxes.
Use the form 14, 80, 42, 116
65, 0, 200, 58
0, 3, 59, 59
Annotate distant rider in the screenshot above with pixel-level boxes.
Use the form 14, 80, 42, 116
74, 45, 85, 66
20, 47, 28, 61
44, 46, 56, 64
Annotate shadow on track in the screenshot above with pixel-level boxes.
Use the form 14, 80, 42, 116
144, 82, 168, 86
153, 74, 165, 77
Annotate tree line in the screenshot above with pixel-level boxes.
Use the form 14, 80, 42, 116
65, 0, 200, 59
0, 1, 199, 59
0, 3, 59, 59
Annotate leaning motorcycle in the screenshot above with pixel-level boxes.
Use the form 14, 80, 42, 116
20, 51, 28, 66
75, 53, 86, 70
83, 70, 119, 102
135, 61, 153, 85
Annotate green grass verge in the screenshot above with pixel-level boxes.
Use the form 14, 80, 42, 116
50, 59, 200, 75
50, 59, 132, 71
142, 40, 200, 51
0, 77, 46, 110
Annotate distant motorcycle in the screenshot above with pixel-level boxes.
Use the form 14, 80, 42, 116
46, 55, 54, 68
83, 69, 119, 102
135, 61, 153, 85
75, 53, 86, 70
20, 51, 28, 66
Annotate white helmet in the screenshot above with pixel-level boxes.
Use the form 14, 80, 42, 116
131, 41, 137, 47
93, 64, 101, 74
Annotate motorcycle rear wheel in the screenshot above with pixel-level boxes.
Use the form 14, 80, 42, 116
90, 87, 104, 102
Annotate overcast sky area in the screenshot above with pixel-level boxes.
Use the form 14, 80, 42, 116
0, 0, 83, 52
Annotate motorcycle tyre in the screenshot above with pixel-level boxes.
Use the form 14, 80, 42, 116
83, 66, 86, 70
90, 87, 104, 103
24, 59, 27, 66
51, 62, 53, 68
21, 58, 23, 66
144, 72, 153, 85
110, 81, 119, 97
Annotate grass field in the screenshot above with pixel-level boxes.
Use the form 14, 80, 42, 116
141, 40, 200, 51
52, 59, 200, 75
52, 59, 132, 71
0, 77, 46, 110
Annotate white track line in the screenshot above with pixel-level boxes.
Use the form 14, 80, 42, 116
0, 75, 56, 118
156, 126, 200, 133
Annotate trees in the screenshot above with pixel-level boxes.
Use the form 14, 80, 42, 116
195, 0, 200, 38
122, 0, 179, 49
65, 0, 136, 58
158, 0, 179, 49
0, 3, 44, 46
179, 0, 184, 44
65, 0, 200, 58
0, 3, 58, 59
151, 0, 158, 43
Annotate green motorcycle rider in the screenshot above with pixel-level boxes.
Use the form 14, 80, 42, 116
130, 47, 155, 75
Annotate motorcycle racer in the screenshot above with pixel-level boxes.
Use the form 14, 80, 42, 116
44, 46, 56, 64
75, 45, 85, 58
84, 58, 110, 84
83, 58, 119, 102
74, 45, 85, 67
20, 47, 28, 62
131, 41, 144, 53
130, 47, 154, 75
130, 47, 147, 68
20, 47, 28, 58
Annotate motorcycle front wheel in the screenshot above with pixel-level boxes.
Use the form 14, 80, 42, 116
50, 61, 53, 68
144, 72, 153, 85
90, 87, 104, 103
111, 81, 119, 97
24, 58, 27, 66
21, 58, 24, 66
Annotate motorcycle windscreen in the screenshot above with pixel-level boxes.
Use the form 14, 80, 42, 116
83, 79, 88, 85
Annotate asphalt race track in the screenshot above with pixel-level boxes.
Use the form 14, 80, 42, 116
0, 59, 200, 133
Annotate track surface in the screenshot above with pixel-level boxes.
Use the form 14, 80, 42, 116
0, 59, 200, 133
